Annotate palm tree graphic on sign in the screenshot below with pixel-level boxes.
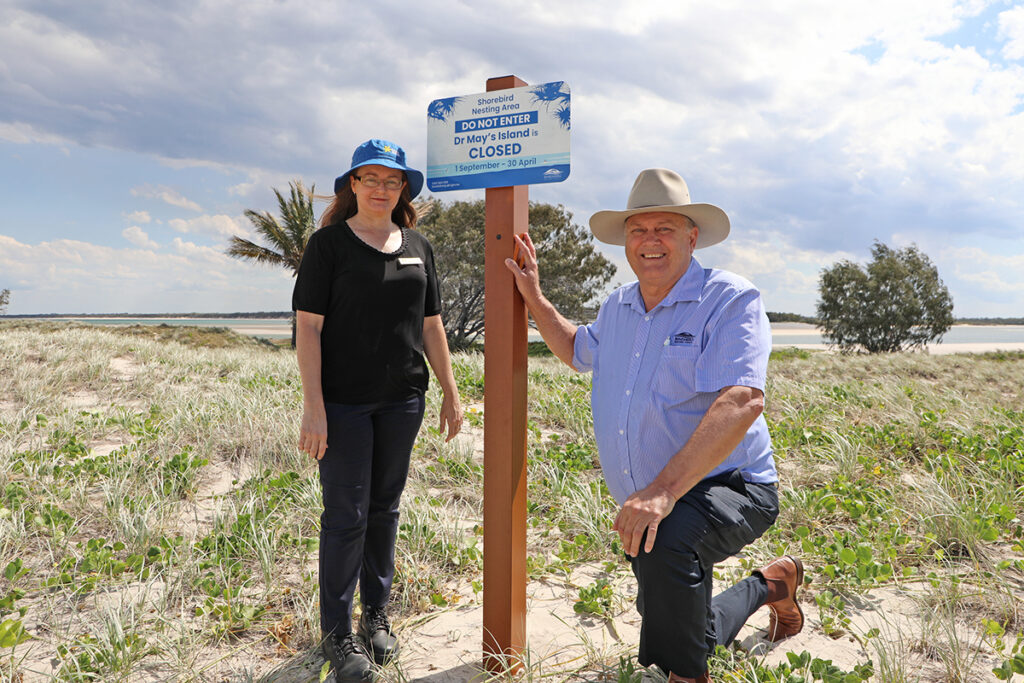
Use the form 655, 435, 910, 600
529, 82, 571, 129
428, 97, 461, 122
556, 104, 570, 130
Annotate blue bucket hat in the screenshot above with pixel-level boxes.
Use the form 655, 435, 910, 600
334, 139, 424, 199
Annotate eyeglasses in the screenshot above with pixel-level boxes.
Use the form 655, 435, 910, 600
354, 175, 404, 191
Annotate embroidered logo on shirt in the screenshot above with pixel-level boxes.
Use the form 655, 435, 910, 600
669, 332, 695, 346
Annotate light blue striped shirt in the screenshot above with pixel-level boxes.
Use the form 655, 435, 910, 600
573, 257, 777, 505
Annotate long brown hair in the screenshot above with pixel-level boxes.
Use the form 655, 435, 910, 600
319, 173, 418, 229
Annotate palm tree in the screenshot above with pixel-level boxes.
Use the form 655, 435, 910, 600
227, 180, 315, 346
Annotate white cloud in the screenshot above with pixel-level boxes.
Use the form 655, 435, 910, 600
122, 226, 158, 249
130, 185, 201, 212
171, 237, 232, 262
943, 245, 1024, 271
0, 234, 293, 314
167, 215, 246, 240
999, 5, 1024, 60
156, 155, 237, 172
122, 210, 151, 224
0, 121, 72, 146
705, 234, 856, 315
940, 244, 1024, 300
954, 267, 1024, 293
495, 0, 674, 34
226, 170, 312, 199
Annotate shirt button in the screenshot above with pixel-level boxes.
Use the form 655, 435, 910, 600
625, 390, 631, 395
634, 352, 640, 358
644, 316, 650, 321
624, 469, 629, 475
618, 429, 624, 435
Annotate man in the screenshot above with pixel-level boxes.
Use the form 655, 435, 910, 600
504, 169, 804, 682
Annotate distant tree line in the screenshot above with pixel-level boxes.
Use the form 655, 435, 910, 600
956, 317, 1024, 325
767, 312, 818, 324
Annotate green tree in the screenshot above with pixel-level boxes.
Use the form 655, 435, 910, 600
0, 289, 9, 315
816, 241, 954, 353
417, 199, 617, 350
227, 180, 316, 345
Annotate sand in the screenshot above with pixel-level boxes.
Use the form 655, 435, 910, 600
384, 553, 1007, 681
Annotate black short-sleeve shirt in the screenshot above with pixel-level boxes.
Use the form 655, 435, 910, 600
292, 221, 442, 404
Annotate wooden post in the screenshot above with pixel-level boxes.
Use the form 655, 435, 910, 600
482, 74, 530, 674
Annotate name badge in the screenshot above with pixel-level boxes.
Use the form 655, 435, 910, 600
669, 332, 695, 346
398, 257, 423, 266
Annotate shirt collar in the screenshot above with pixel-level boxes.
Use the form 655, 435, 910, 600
621, 256, 706, 313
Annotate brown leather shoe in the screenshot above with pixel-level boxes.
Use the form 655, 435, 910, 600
758, 555, 804, 641
667, 671, 711, 682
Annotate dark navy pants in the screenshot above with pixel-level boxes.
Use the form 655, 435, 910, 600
318, 395, 425, 636
629, 469, 779, 677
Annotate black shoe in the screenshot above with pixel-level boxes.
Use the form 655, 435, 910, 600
322, 632, 373, 682
357, 605, 399, 665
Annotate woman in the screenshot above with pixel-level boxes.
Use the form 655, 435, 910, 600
292, 139, 462, 682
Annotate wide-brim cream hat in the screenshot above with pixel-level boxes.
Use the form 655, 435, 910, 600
589, 168, 730, 248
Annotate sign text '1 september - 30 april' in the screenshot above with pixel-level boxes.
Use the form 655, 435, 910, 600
453, 98, 539, 167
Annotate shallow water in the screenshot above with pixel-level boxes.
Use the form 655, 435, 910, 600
771, 322, 1024, 347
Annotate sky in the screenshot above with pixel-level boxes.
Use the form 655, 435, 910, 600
1, 0, 1023, 317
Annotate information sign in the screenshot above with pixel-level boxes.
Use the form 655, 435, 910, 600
426, 81, 570, 191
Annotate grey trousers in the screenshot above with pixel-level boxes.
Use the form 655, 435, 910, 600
628, 469, 779, 677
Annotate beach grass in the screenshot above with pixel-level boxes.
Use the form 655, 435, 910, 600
0, 321, 1022, 681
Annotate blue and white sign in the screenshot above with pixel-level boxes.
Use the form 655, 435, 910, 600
427, 81, 570, 192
